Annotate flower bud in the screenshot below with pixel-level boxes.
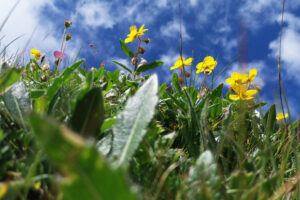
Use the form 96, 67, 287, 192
120, 70, 125, 75
185, 72, 191, 77
41, 75, 48, 82
42, 62, 50, 72
138, 47, 146, 54
131, 57, 138, 66
54, 60, 59, 66
65, 33, 72, 41
178, 76, 184, 86
90, 67, 96, 71
64, 20, 72, 28
141, 77, 144, 82
138, 58, 147, 68
101, 62, 105, 68
143, 38, 150, 44
30, 63, 36, 71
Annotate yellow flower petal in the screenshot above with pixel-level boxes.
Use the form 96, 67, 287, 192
229, 94, 240, 100
130, 25, 137, 32
184, 58, 193, 65
182, 86, 188, 90
0, 184, 8, 198
249, 68, 257, 82
276, 113, 288, 121
225, 78, 235, 85
170, 65, 179, 70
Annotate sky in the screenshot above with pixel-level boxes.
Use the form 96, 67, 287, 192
0, 0, 300, 120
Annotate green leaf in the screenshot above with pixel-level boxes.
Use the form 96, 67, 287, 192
172, 73, 181, 93
47, 59, 84, 101
264, 104, 276, 135
0, 67, 21, 94
119, 39, 134, 58
71, 87, 105, 137
101, 118, 116, 132
187, 150, 221, 199
95, 67, 105, 82
76, 70, 95, 100
209, 83, 223, 99
112, 60, 132, 74
2, 81, 31, 131
29, 113, 137, 200
30, 89, 45, 99
136, 61, 163, 73
112, 75, 159, 166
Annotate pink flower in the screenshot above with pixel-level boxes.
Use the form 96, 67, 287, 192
54, 51, 66, 59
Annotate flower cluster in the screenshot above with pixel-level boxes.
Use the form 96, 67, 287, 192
226, 69, 258, 100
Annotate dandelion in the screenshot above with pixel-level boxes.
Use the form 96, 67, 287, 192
196, 56, 217, 74
276, 113, 288, 121
54, 51, 66, 59
125, 24, 148, 43
170, 56, 193, 70
30, 49, 43, 60
182, 86, 188, 90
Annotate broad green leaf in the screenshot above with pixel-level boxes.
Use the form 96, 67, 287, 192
0, 67, 21, 94
136, 61, 163, 73
172, 73, 181, 93
264, 104, 276, 134
47, 59, 84, 101
2, 81, 31, 130
112, 75, 159, 166
29, 113, 137, 200
95, 67, 105, 82
71, 87, 105, 137
187, 150, 221, 199
210, 97, 222, 118
119, 39, 134, 58
112, 60, 132, 73
76, 70, 95, 100
30, 89, 45, 99
209, 84, 223, 99
101, 118, 116, 132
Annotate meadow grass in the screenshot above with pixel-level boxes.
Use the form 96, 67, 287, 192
0, 0, 299, 199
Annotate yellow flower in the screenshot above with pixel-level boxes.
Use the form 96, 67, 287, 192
30, 49, 43, 60
276, 113, 288, 121
229, 84, 257, 100
248, 69, 257, 83
182, 86, 188, 90
125, 24, 148, 43
226, 69, 257, 85
226, 72, 249, 85
196, 56, 217, 74
170, 56, 193, 70
0, 184, 8, 198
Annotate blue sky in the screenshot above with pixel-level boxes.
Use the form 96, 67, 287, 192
1, 0, 300, 120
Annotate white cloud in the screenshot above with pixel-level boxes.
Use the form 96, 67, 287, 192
269, 13, 300, 84
160, 19, 191, 40
0, 0, 81, 65
71, 1, 115, 29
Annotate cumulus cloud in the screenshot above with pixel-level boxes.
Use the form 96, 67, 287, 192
160, 19, 191, 40
269, 13, 300, 84
0, 0, 81, 64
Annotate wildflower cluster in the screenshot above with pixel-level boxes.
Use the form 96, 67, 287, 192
226, 69, 258, 100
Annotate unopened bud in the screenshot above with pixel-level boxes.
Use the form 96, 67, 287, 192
178, 76, 184, 86
41, 55, 45, 63
65, 33, 72, 41
141, 77, 144, 82
131, 57, 138, 66
41, 75, 47, 82
138, 58, 147, 67
138, 47, 146, 54
64, 20, 72, 28
89, 43, 95, 47
253, 85, 261, 91
100, 62, 105, 68
90, 67, 96, 71
30, 63, 36, 71
42, 62, 50, 72
143, 38, 150, 44
120, 70, 125, 75
185, 72, 191, 77
54, 60, 59, 65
